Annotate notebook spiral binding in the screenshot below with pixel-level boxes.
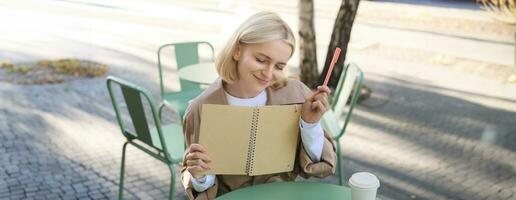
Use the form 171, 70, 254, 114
245, 107, 260, 175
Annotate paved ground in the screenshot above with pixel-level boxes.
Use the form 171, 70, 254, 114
1, 0, 515, 199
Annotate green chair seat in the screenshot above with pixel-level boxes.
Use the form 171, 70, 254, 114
162, 89, 204, 118
151, 123, 185, 162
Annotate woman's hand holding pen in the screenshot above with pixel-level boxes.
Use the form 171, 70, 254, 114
301, 85, 331, 123
185, 144, 212, 179
301, 47, 339, 124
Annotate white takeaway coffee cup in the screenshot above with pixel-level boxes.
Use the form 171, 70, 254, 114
348, 172, 380, 200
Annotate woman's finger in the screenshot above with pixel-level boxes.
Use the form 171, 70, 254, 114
200, 160, 211, 169
186, 159, 195, 166
311, 100, 318, 110
186, 159, 212, 170
311, 100, 324, 111
317, 85, 331, 94
305, 91, 316, 103
321, 95, 330, 110
187, 166, 206, 174
186, 159, 202, 166
314, 93, 329, 111
313, 92, 327, 103
186, 153, 212, 163
189, 144, 207, 153
317, 100, 326, 112
186, 152, 212, 162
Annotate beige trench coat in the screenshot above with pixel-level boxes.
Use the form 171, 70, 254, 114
181, 79, 337, 200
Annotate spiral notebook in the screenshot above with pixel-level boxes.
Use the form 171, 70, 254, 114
198, 104, 301, 176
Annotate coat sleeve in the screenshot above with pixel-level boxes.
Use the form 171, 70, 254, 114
298, 130, 337, 178
181, 104, 220, 200
296, 81, 337, 178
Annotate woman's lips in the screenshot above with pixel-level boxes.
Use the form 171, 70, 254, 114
254, 75, 270, 85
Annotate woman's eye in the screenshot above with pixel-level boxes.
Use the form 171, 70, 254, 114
256, 58, 266, 63
275, 65, 284, 70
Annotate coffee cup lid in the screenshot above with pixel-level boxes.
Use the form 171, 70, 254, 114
349, 172, 380, 189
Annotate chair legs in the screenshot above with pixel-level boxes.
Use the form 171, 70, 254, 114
118, 141, 129, 200
168, 165, 177, 200
337, 152, 344, 186
117, 141, 178, 200
336, 143, 344, 186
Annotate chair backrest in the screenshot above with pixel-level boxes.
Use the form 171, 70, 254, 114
157, 41, 214, 95
322, 63, 364, 140
106, 76, 173, 161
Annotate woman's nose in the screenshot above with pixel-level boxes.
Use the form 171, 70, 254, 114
261, 65, 273, 79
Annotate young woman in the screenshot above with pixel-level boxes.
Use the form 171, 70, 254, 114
181, 11, 336, 199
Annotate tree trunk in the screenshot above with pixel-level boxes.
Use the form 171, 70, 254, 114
318, 0, 361, 89
298, 0, 319, 89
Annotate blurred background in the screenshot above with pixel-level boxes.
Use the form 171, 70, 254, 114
0, 0, 515, 199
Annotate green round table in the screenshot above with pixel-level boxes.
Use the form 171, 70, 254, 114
177, 62, 219, 85
216, 182, 357, 200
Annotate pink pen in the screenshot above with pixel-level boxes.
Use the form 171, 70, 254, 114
323, 47, 341, 87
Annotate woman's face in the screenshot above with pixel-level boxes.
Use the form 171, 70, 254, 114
231, 40, 292, 97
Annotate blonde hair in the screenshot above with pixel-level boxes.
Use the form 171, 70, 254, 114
216, 11, 296, 88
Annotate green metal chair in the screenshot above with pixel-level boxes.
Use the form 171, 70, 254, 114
157, 41, 215, 119
321, 63, 364, 185
107, 76, 185, 200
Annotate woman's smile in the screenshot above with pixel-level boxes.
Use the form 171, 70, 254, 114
253, 74, 270, 85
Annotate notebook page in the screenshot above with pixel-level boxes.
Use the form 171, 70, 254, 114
199, 104, 252, 175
